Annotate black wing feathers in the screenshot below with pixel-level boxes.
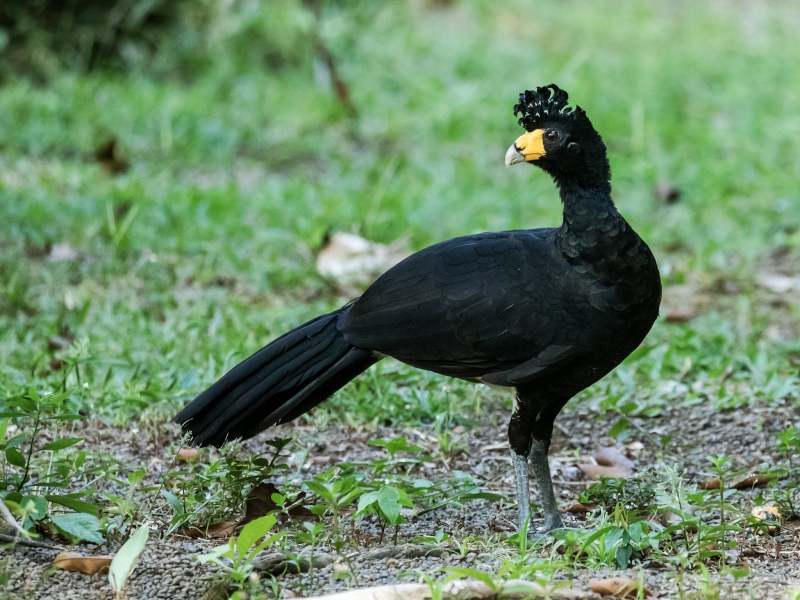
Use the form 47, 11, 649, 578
344, 230, 580, 381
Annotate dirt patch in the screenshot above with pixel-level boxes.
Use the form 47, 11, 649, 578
4, 398, 800, 599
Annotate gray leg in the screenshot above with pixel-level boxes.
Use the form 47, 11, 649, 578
528, 437, 564, 532
511, 451, 531, 532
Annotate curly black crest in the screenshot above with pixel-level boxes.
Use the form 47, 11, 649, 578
513, 84, 586, 132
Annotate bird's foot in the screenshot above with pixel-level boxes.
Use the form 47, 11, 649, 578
526, 514, 581, 540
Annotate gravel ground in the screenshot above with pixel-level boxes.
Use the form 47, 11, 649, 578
3, 397, 800, 599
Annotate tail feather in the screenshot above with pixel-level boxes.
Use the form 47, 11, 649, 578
175, 307, 377, 446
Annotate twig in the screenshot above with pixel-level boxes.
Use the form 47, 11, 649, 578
253, 551, 335, 575
253, 544, 458, 575
0, 533, 63, 550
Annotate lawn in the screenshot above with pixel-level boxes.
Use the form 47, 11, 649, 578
2, 1, 800, 598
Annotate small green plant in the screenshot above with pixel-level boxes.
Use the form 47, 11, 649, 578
294, 521, 326, 587
579, 475, 657, 513
693, 456, 743, 563
104, 468, 148, 537
776, 426, 800, 470
433, 413, 468, 459
196, 514, 288, 599
419, 528, 451, 546
356, 485, 415, 543
164, 438, 290, 534
556, 506, 662, 569
303, 466, 363, 535
507, 515, 531, 556
1, 388, 112, 544
109, 525, 149, 600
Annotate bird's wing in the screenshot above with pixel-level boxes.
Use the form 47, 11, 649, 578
343, 230, 581, 381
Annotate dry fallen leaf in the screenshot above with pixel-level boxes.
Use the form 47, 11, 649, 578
750, 505, 781, 535
589, 577, 652, 599
659, 282, 705, 324
665, 310, 695, 323
175, 448, 199, 461
729, 474, 773, 490
181, 520, 238, 539
577, 464, 632, 479
756, 274, 800, 294
559, 501, 598, 514
594, 447, 634, 470
48, 243, 79, 263
698, 477, 721, 490
578, 447, 634, 479
54, 552, 113, 575
316, 232, 409, 285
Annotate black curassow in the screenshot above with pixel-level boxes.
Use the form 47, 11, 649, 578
175, 84, 662, 535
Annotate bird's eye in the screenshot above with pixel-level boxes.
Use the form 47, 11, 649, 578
545, 129, 560, 142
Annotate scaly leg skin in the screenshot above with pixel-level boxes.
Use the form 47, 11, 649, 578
508, 391, 572, 538
527, 437, 565, 534
511, 451, 532, 532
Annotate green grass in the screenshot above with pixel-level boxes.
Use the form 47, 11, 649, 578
2, 3, 800, 589
3, 0, 800, 427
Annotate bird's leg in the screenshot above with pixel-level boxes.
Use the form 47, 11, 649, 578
510, 390, 568, 536
511, 449, 532, 532
528, 436, 564, 532
508, 397, 537, 534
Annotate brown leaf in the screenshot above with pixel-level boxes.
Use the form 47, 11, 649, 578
316, 233, 409, 285
181, 520, 239, 539
175, 448, 199, 461
589, 577, 652, 598
665, 310, 695, 323
698, 477, 721, 490
577, 464, 632, 479
594, 447, 634, 470
729, 474, 773, 490
54, 552, 113, 575
243, 482, 317, 525
559, 501, 598, 514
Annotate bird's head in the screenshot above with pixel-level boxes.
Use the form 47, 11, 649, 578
505, 84, 610, 192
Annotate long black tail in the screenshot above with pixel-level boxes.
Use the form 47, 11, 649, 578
174, 307, 378, 446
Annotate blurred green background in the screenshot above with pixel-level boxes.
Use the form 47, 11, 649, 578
2, 0, 800, 425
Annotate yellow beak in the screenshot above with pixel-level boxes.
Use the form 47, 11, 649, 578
505, 129, 546, 167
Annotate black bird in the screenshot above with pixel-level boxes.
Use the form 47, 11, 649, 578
175, 84, 661, 534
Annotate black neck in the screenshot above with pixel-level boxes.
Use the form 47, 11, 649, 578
555, 178, 630, 261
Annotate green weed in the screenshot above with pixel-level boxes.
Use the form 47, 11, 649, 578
197, 514, 288, 600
